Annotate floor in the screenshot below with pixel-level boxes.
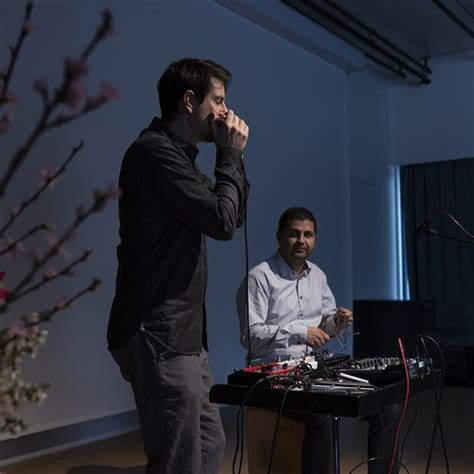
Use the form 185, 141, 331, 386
1, 386, 473, 474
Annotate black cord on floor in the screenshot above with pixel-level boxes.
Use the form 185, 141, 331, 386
232, 375, 276, 474
348, 457, 410, 473
266, 383, 296, 474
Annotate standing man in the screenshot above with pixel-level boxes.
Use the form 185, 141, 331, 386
108, 58, 249, 474
237, 207, 398, 474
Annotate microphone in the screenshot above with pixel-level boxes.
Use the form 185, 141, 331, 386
411, 213, 433, 242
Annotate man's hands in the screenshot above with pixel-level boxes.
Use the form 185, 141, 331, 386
335, 307, 353, 333
305, 307, 353, 349
305, 326, 330, 348
210, 110, 249, 151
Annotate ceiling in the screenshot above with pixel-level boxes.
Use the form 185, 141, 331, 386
218, 0, 474, 83
307, 0, 474, 58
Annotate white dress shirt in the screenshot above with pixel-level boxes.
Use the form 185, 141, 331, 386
236, 251, 338, 364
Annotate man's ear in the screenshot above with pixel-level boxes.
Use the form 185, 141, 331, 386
183, 90, 195, 114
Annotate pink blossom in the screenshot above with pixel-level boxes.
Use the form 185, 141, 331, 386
99, 10, 114, 39
102, 25, 115, 38
34, 77, 49, 96
4, 89, 19, 105
43, 234, 74, 260
0, 287, 11, 306
63, 79, 87, 112
44, 267, 58, 279
105, 183, 119, 199
30, 250, 44, 264
4, 107, 13, 123
85, 96, 101, 109
40, 166, 59, 188
64, 57, 89, 78
91, 278, 102, 291
55, 296, 68, 310
10, 322, 29, 337
64, 229, 77, 241
0, 121, 11, 134
100, 82, 118, 101
76, 205, 86, 219
22, 20, 35, 33
0, 394, 14, 418
0, 108, 13, 135
0, 271, 5, 281
10, 321, 38, 338
8, 206, 19, 218
1, 236, 24, 258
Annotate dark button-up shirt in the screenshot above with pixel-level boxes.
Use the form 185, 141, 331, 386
107, 117, 247, 353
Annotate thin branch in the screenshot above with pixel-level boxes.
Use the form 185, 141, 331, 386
0, 2, 33, 106
0, 223, 51, 257
0, 278, 102, 352
0, 10, 114, 198
81, 9, 113, 59
44, 103, 105, 130
0, 103, 52, 198
9, 248, 92, 303
9, 187, 114, 297
0, 141, 84, 238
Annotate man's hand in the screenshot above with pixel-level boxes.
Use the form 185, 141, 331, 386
306, 326, 330, 348
335, 307, 353, 332
211, 109, 249, 151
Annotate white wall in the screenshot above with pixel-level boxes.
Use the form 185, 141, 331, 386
0, 0, 353, 437
347, 53, 474, 305
389, 53, 474, 165
347, 68, 398, 300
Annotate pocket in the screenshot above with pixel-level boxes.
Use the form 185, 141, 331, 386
140, 321, 175, 362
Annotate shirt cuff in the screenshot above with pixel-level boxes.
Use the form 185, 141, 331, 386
216, 147, 244, 165
324, 313, 338, 336
288, 321, 308, 345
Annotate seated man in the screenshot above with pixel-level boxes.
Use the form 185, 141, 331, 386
236, 207, 399, 474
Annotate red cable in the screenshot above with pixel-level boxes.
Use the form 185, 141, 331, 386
388, 338, 410, 474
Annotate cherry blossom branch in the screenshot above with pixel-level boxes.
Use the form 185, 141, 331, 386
0, 2, 33, 107
0, 223, 52, 257
81, 9, 114, 59
9, 248, 92, 303
0, 142, 84, 238
0, 277, 102, 352
0, 10, 115, 198
9, 185, 116, 298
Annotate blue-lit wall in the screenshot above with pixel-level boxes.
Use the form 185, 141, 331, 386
1, 0, 472, 446
0, 0, 351, 437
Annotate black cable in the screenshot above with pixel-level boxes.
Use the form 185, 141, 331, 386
399, 344, 425, 464
266, 384, 296, 474
439, 209, 474, 239
420, 335, 450, 473
242, 162, 252, 366
378, 411, 392, 457
232, 375, 275, 474
419, 209, 474, 242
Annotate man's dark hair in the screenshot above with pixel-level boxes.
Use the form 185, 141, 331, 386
277, 207, 317, 236
158, 58, 232, 120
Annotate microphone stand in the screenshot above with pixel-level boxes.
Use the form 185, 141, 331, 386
421, 227, 474, 245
